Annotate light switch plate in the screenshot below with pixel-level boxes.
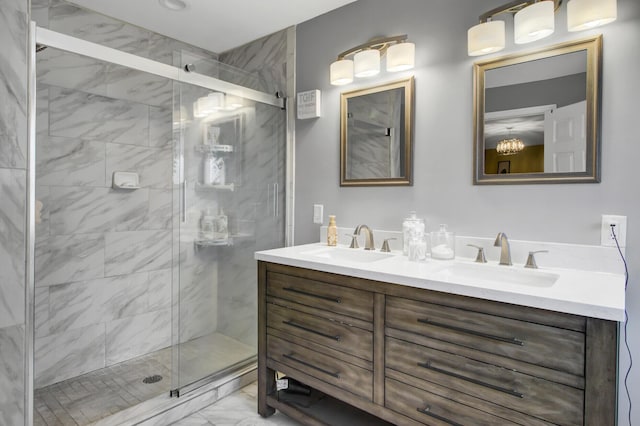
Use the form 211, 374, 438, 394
601, 215, 627, 247
313, 204, 324, 224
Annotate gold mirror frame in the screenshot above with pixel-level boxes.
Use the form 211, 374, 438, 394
473, 36, 602, 185
340, 77, 414, 186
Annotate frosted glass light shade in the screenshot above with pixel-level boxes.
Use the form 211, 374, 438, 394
467, 21, 506, 56
194, 92, 223, 117
514, 1, 555, 44
567, 0, 617, 31
330, 59, 354, 85
354, 49, 380, 78
225, 94, 243, 110
386, 42, 415, 72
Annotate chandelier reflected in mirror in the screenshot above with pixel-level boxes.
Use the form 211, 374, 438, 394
496, 127, 525, 155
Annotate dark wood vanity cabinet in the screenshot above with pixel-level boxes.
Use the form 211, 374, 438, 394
258, 261, 618, 426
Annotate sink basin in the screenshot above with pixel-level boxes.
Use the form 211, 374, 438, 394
300, 246, 395, 263
434, 262, 559, 287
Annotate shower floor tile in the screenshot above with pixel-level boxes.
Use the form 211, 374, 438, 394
34, 332, 254, 426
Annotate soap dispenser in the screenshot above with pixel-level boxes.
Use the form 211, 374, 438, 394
327, 215, 337, 246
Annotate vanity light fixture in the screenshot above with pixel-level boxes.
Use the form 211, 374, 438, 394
330, 35, 415, 86
468, 0, 617, 56
496, 127, 525, 155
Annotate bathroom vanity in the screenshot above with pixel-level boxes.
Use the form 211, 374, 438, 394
255, 243, 625, 426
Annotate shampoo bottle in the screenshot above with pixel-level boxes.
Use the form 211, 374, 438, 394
203, 154, 215, 185
200, 209, 215, 240
327, 215, 337, 246
213, 208, 229, 241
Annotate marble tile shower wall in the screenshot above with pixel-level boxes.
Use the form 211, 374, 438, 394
31, 0, 221, 388
216, 31, 290, 347
0, 0, 28, 422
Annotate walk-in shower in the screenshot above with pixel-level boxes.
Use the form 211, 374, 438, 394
29, 19, 287, 425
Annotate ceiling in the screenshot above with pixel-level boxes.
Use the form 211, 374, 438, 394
68, 0, 357, 53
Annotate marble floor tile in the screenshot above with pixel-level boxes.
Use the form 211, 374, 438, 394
173, 383, 301, 426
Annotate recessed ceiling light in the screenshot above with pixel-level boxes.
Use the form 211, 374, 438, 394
159, 0, 188, 11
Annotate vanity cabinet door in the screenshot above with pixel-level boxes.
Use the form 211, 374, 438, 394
386, 337, 584, 425
386, 296, 585, 375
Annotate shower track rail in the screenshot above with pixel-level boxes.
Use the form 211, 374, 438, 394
34, 26, 285, 109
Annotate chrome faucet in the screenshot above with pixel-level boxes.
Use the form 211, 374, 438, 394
354, 225, 375, 250
494, 232, 512, 266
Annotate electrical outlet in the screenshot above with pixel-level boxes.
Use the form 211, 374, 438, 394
313, 204, 324, 224
601, 215, 627, 247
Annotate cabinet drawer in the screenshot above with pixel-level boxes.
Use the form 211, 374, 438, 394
387, 337, 584, 425
386, 296, 585, 375
267, 335, 373, 401
386, 378, 508, 426
268, 302, 373, 360
267, 271, 373, 321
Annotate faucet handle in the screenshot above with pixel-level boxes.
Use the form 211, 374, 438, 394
381, 238, 397, 252
466, 244, 487, 263
525, 250, 548, 269
346, 234, 359, 249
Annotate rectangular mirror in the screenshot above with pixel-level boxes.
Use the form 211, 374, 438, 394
473, 36, 602, 184
340, 77, 414, 186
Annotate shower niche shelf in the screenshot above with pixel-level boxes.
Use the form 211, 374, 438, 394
195, 182, 235, 192
194, 238, 231, 248
196, 144, 234, 154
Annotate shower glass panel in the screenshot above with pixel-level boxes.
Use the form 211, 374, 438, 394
33, 39, 286, 423
33, 46, 177, 422
173, 54, 286, 390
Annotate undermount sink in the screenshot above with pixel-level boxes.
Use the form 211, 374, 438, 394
433, 262, 559, 287
300, 246, 395, 263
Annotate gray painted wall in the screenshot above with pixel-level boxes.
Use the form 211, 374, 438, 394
295, 0, 640, 422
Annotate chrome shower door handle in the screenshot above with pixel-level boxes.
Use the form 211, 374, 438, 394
272, 183, 279, 217
182, 180, 187, 223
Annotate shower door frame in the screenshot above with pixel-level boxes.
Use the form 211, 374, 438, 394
26, 22, 293, 424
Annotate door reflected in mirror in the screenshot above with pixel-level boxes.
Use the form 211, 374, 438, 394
473, 36, 602, 184
341, 77, 414, 186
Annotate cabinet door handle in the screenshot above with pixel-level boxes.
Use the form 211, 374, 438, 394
416, 406, 463, 426
283, 287, 342, 304
282, 320, 341, 341
417, 318, 524, 346
417, 361, 524, 398
283, 353, 340, 379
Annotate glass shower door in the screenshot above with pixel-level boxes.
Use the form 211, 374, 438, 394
172, 63, 286, 391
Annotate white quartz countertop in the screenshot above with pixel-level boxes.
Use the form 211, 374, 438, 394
255, 243, 626, 322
